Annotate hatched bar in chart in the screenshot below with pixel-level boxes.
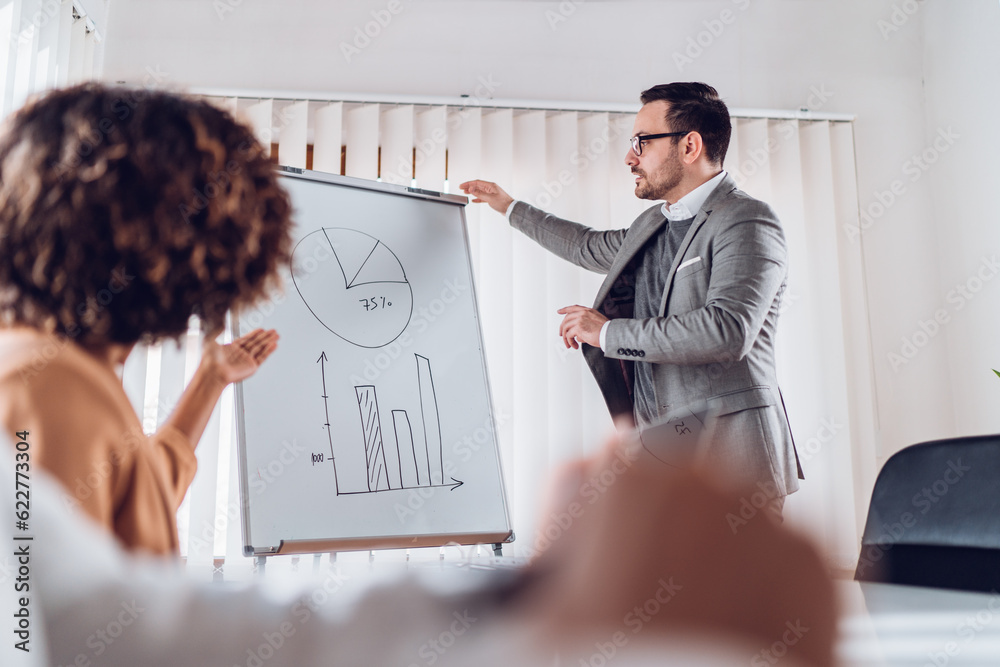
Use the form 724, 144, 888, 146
355, 385, 390, 492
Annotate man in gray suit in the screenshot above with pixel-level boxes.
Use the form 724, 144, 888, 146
460, 82, 802, 510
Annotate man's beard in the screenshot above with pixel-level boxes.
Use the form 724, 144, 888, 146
633, 152, 682, 201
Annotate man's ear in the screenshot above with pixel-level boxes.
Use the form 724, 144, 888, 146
682, 132, 704, 164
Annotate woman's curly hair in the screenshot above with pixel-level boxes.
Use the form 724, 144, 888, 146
0, 83, 293, 345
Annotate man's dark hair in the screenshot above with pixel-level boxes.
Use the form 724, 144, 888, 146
0, 83, 293, 345
639, 82, 731, 166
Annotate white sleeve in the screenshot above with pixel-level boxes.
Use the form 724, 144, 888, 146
504, 200, 518, 220
599, 320, 611, 351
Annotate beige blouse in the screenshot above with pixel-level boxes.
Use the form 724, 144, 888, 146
0, 328, 197, 555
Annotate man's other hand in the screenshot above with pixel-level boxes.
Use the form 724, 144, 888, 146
557, 305, 608, 350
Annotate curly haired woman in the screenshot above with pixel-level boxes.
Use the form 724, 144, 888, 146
0, 84, 294, 555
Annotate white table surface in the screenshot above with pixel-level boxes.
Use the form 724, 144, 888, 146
837, 579, 1000, 666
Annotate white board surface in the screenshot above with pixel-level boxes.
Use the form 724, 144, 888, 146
234, 169, 511, 555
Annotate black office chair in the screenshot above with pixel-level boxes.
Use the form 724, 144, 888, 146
854, 434, 1000, 592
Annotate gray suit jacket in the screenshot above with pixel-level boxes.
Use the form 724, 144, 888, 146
509, 175, 802, 496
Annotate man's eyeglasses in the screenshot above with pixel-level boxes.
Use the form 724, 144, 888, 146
630, 131, 690, 157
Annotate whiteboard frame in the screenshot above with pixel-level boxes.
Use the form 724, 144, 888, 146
233, 167, 513, 556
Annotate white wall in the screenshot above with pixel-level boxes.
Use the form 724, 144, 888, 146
101, 0, 999, 467
922, 1, 1000, 442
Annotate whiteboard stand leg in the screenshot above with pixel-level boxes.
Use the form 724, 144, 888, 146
492, 543, 503, 558
255, 556, 266, 576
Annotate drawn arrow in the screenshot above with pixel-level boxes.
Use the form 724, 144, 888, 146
317, 351, 339, 495
447, 477, 464, 491
317, 351, 329, 390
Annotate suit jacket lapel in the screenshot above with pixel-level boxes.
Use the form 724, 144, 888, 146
659, 175, 737, 313
592, 208, 667, 309
658, 208, 709, 311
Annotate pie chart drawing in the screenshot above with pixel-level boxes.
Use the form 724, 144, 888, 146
291, 228, 413, 348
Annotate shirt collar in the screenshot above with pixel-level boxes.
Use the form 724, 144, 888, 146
660, 170, 727, 221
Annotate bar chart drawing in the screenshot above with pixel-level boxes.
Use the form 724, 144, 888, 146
292, 227, 413, 349
322, 352, 462, 495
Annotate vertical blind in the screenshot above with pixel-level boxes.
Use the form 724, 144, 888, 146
0, 0, 102, 118
117, 95, 873, 579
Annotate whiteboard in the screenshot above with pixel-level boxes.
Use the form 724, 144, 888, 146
234, 168, 512, 555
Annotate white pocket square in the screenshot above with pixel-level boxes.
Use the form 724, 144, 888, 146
678, 256, 702, 271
